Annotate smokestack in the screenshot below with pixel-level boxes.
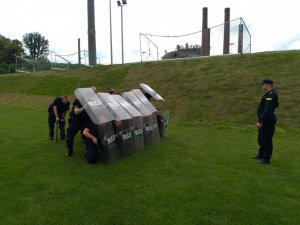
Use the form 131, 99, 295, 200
223, 8, 230, 54
201, 7, 210, 56
202, 7, 208, 30
87, 0, 97, 66
238, 24, 244, 54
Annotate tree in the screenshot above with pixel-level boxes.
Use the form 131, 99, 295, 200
175, 43, 201, 52
23, 32, 49, 59
185, 42, 189, 49
0, 34, 23, 64
176, 44, 184, 51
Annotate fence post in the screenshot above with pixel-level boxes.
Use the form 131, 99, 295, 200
78, 38, 81, 68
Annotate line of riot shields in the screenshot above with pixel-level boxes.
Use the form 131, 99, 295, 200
75, 87, 169, 163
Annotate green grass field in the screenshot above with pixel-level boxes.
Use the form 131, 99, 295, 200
0, 105, 299, 225
0, 50, 300, 224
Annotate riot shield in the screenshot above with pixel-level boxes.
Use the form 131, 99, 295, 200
131, 89, 161, 144
112, 94, 144, 151
75, 88, 113, 125
122, 91, 154, 146
98, 93, 135, 157
75, 88, 121, 162
140, 83, 165, 101
97, 122, 119, 162
131, 89, 157, 112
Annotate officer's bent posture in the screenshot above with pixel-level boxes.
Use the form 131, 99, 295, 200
48, 96, 70, 140
66, 98, 90, 156
254, 79, 279, 164
82, 122, 106, 163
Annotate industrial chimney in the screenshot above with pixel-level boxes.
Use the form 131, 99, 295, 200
223, 8, 230, 54
201, 7, 210, 56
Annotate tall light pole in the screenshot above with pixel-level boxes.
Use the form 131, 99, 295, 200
117, 0, 127, 64
109, 0, 113, 64
87, 0, 97, 66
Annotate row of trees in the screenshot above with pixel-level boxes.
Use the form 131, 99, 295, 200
176, 43, 201, 51
0, 32, 49, 74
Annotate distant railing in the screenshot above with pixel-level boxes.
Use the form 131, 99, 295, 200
15, 56, 51, 73
50, 50, 101, 70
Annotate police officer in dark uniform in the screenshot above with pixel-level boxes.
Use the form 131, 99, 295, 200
48, 96, 70, 140
253, 79, 279, 164
107, 87, 117, 95
82, 121, 106, 163
139, 87, 165, 137
66, 86, 96, 156
139, 87, 152, 100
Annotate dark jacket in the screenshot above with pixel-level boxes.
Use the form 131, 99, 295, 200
257, 89, 279, 124
69, 99, 90, 124
48, 97, 70, 117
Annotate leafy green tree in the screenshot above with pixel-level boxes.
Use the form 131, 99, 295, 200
185, 42, 189, 49
0, 34, 23, 64
175, 43, 201, 52
22, 32, 49, 59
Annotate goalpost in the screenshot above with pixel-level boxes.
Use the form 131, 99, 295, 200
50, 50, 100, 70
50, 51, 71, 70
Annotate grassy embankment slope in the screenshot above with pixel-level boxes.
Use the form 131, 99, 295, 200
0, 50, 299, 128
0, 50, 299, 225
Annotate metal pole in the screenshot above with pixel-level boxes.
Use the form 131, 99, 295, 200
78, 38, 81, 67
121, 5, 124, 64
87, 0, 97, 66
139, 33, 142, 62
240, 17, 251, 53
109, 0, 113, 64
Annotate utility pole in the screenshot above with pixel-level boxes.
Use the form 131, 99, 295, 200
87, 0, 97, 66
117, 0, 127, 64
109, 0, 113, 64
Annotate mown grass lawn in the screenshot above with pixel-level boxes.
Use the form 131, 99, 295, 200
0, 105, 299, 225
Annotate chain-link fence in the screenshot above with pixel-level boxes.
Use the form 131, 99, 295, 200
14, 50, 101, 73
50, 50, 101, 70
15, 57, 51, 73
139, 17, 251, 62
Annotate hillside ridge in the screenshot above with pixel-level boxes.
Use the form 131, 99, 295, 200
0, 50, 299, 128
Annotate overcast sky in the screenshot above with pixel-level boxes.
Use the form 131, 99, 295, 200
1, 0, 300, 64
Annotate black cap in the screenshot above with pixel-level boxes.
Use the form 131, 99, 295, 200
262, 79, 273, 85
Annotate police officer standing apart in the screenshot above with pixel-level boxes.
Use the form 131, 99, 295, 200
66, 86, 96, 156
48, 95, 70, 140
253, 79, 279, 164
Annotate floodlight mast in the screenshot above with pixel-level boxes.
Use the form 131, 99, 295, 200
117, 0, 127, 64
87, 0, 97, 66
109, 0, 113, 64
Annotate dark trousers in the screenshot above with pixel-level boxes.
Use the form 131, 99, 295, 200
258, 123, 276, 161
157, 115, 164, 138
66, 120, 85, 155
85, 140, 107, 164
48, 114, 66, 138
85, 141, 99, 164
